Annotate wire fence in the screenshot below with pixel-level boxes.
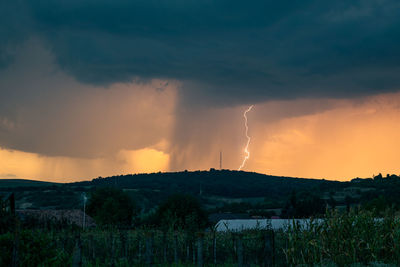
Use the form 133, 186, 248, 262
73, 228, 282, 266
4, 211, 400, 266
5, 227, 284, 266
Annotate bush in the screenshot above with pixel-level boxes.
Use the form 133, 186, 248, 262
0, 210, 15, 234
155, 194, 208, 231
87, 187, 136, 227
0, 230, 70, 266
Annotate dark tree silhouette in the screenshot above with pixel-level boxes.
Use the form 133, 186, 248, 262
155, 194, 208, 231
87, 187, 136, 227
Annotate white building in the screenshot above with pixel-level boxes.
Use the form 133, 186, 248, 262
215, 218, 323, 232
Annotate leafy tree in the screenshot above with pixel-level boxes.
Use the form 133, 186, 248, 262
87, 187, 136, 227
362, 195, 389, 216
374, 173, 383, 181
328, 194, 336, 210
282, 191, 325, 218
155, 194, 208, 231
295, 194, 326, 218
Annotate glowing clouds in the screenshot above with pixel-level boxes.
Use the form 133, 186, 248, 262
117, 148, 170, 174
0, 147, 169, 182
247, 93, 400, 180
0, 40, 178, 181
3, 92, 400, 182
0, 39, 179, 158
169, 93, 400, 180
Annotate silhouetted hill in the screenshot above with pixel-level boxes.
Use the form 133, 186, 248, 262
3, 171, 400, 216
70, 169, 343, 199
0, 179, 58, 188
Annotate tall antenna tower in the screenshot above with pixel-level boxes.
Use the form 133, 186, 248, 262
220, 150, 222, 170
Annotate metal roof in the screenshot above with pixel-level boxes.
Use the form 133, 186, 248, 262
215, 218, 324, 232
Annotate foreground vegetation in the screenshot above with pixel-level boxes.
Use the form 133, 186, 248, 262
3, 172, 400, 266
285, 209, 400, 266
1, 209, 400, 266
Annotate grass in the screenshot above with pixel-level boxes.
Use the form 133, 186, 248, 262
285, 209, 400, 266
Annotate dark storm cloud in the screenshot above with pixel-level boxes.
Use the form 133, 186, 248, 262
0, 40, 177, 158
2, 0, 400, 106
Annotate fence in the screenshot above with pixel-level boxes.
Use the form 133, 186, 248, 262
70, 228, 282, 266
5, 211, 400, 266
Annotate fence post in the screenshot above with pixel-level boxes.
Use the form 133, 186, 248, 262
272, 231, 275, 266
145, 231, 153, 266
89, 234, 93, 261
213, 230, 217, 265
197, 232, 204, 267
237, 233, 243, 267
11, 224, 19, 267
120, 230, 127, 259
127, 232, 131, 265
72, 235, 82, 267
174, 231, 179, 264
284, 234, 289, 266
263, 230, 273, 267
193, 241, 196, 265
162, 231, 167, 263
138, 239, 142, 262
186, 234, 191, 264
111, 233, 116, 267
186, 243, 190, 263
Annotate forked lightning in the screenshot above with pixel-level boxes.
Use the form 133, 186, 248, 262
238, 105, 254, 170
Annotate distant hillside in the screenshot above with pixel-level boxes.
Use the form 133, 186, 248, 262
0, 179, 58, 188
6, 170, 342, 211
3, 170, 400, 217
70, 169, 343, 199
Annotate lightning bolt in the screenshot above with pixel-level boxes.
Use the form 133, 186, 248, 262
238, 105, 254, 171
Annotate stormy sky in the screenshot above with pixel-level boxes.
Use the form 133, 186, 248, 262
1, 0, 400, 181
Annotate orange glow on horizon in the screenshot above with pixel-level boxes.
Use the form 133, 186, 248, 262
1, 92, 400, 182
248, 93, 400, 180
0, 147, 169, 182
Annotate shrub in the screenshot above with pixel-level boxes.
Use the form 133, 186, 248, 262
87, 187, 136, 227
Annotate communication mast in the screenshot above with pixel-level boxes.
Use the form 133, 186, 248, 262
220, 150, 222, 170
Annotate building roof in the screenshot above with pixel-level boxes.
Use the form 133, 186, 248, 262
215, 218, 323, 232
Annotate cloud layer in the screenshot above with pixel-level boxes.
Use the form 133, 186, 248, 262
2, 1, 400, 180
2, 1, 400, 106
0, 39, 177, 157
